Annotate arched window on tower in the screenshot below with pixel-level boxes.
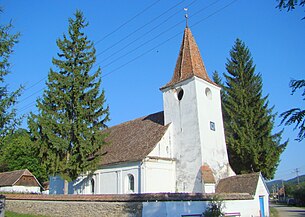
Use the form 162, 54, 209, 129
91, 178, 95, 194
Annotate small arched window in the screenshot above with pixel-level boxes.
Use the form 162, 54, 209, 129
126, 174, 134, 193
91, 178, 95, 194
177, 88, 184, 101
205, 87, 212, 100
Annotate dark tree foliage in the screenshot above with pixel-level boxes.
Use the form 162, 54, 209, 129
202, 196, 225, 217
221, 39, 287, 180
277, 0, 305, 18
0, 11, 22, 143
277, 0, 305, 11
0, 129, 48, 183
28, 11, 110, 188
280, 79, 305, 141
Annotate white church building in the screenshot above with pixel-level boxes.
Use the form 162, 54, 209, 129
50, 26, 269, 216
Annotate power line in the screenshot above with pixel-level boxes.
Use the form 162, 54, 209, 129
19, 86, 45, 103
17, 0, 239, 113
95, 0, 224, 70
100, 0, 239, 77
96, 0, 190, 57
18, 0, 189, 95
96, 0, 198, 64
94, 0, 161, 46
191, 0, 239, 28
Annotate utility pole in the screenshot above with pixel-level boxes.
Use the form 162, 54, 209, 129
282, 180, 286, 200
295, 168, 300, 185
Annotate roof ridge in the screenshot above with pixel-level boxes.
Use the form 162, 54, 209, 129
107, 111, 164, 129
220, 172, 260, 180
0, 169, 28, 175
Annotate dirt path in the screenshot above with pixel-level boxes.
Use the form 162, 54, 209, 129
272, 204, 305, 217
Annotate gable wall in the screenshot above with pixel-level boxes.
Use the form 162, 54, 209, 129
148, 126, 172, 159
254, 175, 270, 216
15, 175, 39, 187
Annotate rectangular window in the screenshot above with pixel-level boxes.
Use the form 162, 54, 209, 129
210, 121, 216, 131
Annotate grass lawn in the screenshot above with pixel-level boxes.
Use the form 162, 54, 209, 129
5, 211, 47, 217
270, 206, 279, 217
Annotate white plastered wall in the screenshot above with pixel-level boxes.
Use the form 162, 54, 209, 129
141, 159, 175, 193
162, 79, 203, 193
142, 198, 265, 217
0, 186, 40, 194
143, 128, 176, 193
194, 77, 235, 181
71, 162, 140, 194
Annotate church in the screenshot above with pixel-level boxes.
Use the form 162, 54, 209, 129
50, 26, 269, 212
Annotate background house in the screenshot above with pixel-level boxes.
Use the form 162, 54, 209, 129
0, 169, 42, 193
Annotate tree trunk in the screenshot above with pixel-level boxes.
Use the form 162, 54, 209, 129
64, 179, 69, 195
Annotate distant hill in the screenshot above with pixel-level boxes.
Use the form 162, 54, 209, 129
267, 175, 305, 192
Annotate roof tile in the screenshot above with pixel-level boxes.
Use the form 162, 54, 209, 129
161, 27, 213, 90
100, 112, 169, 166
0, 169, 34, 186
216, 173, 260, 195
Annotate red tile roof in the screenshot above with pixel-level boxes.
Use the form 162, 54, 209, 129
216, 173, 260, 196
201, 164, 216, 184
161, 27, 213, 90
0, 169, 39, 187
100, 112, 169, 166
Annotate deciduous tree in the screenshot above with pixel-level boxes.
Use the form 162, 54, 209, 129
0, 129, 47, 183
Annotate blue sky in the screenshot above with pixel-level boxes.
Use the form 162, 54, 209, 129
2, 0, 305, 181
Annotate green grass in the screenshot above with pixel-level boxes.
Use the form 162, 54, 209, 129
270, 207, 279, 217
5, 211, 47, 217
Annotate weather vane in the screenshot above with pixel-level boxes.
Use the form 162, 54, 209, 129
184, 7, 189, 27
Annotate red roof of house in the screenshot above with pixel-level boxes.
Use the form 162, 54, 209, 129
201, 164, 216, 184
0, 169, 41, 187
100, 112, 169, 166
216, 173, 260, 196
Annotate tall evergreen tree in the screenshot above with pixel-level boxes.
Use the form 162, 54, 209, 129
28, 10, 110, 194
222, 39, 287, 179
0, 10, 22, 143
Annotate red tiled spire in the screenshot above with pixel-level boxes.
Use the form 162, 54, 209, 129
161, 27, 213, 90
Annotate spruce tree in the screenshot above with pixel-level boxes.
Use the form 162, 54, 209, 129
280, 79, 305, 141
0, 11, 22, 143
28, 10, 110, 193
222, 39, 287, 179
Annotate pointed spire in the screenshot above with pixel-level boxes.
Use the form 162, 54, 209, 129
161, 27, 213, 90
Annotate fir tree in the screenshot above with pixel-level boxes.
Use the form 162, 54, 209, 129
222, 39, 287, 179
28, 10, 110, 193
0, 10, 23, 143
280, 79, 305, 141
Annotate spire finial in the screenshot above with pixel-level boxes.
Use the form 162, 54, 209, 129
184, 8, 188, 27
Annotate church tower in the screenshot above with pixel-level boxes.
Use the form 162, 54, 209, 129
160, 27, 235, 193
